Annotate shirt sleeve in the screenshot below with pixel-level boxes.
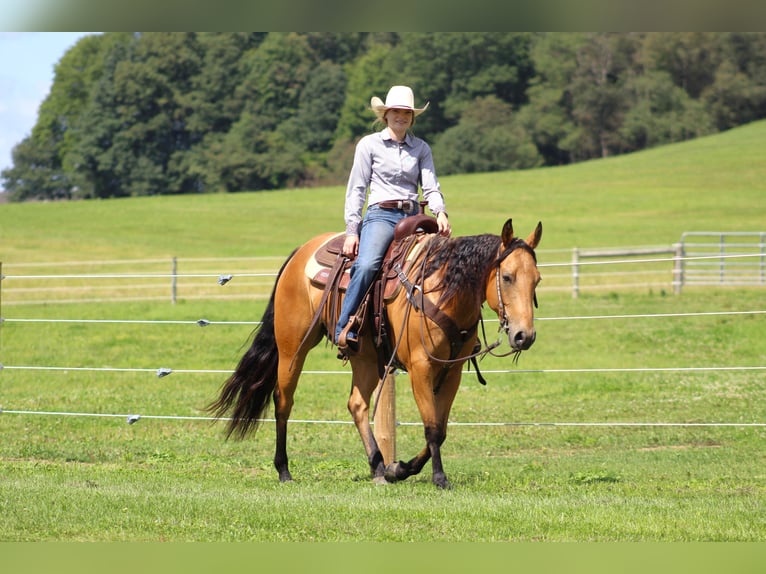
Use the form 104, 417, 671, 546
344, 137, 373, 236
419, 142, 447, 216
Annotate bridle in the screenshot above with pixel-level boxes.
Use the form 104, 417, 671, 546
372, 235, 539, 407
386, 237, 539, 375
494, 238, 538, 339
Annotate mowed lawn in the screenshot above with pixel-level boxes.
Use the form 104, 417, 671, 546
0, 121, 765, 543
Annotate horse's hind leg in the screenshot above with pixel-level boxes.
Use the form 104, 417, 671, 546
272, 350, 307, 482
271, 261, 324, 482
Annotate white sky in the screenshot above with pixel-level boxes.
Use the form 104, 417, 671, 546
0, 32, 93, 179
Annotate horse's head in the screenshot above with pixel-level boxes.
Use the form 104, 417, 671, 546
486, 218, 542, 352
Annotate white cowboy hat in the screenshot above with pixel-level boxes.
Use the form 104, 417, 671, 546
370, 85, 429, 121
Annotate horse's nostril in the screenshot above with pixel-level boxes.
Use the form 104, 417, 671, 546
513, 330, 536, 349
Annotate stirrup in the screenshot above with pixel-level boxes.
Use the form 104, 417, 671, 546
336, 319, 360, 357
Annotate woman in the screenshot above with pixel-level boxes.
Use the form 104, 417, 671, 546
335, 85, 451, 354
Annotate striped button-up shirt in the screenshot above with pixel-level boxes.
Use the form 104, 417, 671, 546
344, 128, 446, 236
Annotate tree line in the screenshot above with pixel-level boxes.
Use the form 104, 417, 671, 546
3, 32, 765, 201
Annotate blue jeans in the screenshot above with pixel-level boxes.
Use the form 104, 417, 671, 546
335, 205, 414, 343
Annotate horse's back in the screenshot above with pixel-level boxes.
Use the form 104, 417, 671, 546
272, 232, 341, 346
280, 232, 338, 275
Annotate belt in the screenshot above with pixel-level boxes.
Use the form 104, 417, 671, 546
376, 200, 417, 212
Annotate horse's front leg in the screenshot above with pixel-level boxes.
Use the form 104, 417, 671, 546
386, 362, 461, 488
383, 423, 450, 488
347, 358, 387, 483
426, 425, 450, 489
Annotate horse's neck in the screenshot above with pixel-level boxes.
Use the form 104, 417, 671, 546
446, 290, 485, 327
420, 233, 499, 321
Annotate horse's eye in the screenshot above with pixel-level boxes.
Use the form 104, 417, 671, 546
502, 273, 514, 285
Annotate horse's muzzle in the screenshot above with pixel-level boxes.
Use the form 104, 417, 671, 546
511, 329, 536, 351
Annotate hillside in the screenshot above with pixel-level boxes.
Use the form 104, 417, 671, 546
1, 119, 764, 265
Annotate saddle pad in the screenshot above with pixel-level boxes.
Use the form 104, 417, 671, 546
304, 230, 431, 294
305, 233, 350, 288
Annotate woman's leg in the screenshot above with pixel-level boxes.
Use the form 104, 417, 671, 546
335, 206, 404, 344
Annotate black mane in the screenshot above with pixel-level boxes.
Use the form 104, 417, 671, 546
422, 234, 502, 307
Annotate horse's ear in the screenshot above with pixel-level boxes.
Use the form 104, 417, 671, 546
501, 218, 514, 246
525, 221, 543, 249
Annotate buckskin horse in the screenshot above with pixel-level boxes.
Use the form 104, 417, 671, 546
207, 217, 542, 489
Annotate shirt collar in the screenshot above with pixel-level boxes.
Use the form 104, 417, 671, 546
380, 128, 412, 146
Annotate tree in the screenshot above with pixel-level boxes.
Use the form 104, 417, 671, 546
5, 32, 766, 202
387, 33, 535, 141
619, 71, 715, 150
432, 96, 542, 175
1, 33, 122, 200
185, 32, 266, 137
74, 33, 207, 197
1, 136, 66, 200
566, 33, 643, 159
642, 33, 721, 99
702, 33, 766, 130
174, 32, 265, 193
67, 34, 137, 198
334, 42, 398, 143
236, 33, 315, 127
519, 33, 585, 165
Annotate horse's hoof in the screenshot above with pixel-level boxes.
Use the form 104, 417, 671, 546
384, 461, 406, 482
433, 476, 452, 490
372, 475, 390, 485
278, 471, 294, 483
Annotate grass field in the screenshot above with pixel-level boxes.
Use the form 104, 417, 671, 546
1, 121, 765, 543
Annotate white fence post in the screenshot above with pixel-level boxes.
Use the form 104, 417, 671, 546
171, 257, 177, 305
0, 261, 3, 349
673, 243, 683, 295
571, 248, 580, 299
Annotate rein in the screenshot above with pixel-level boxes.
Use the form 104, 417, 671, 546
388, 235, 537, 391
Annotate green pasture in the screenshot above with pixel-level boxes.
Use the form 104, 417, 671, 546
0, 121, 765, 542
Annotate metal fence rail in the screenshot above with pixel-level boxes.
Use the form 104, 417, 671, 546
1, 234, 764, 306
680, 231, 766, 287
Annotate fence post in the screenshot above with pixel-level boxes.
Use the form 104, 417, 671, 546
571, 247, 580, 298
719, 233, 725, 284
171, 257, 177, 304
374, 370, 396, 466
672, 243, 683, 295
0, 262, 3, 350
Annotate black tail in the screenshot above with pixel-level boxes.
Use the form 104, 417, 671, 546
206, 249, 297, 439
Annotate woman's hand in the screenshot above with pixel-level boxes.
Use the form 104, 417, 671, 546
436, 212, 451, 237
342, 234, 359, 259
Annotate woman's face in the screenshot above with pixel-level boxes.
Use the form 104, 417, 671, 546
385, 108, 414, 130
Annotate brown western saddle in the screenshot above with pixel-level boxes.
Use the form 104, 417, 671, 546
296, 212, 486, 388
301, 214, 438, 366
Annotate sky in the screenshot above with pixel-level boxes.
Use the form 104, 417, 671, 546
0, 32, 93, 179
